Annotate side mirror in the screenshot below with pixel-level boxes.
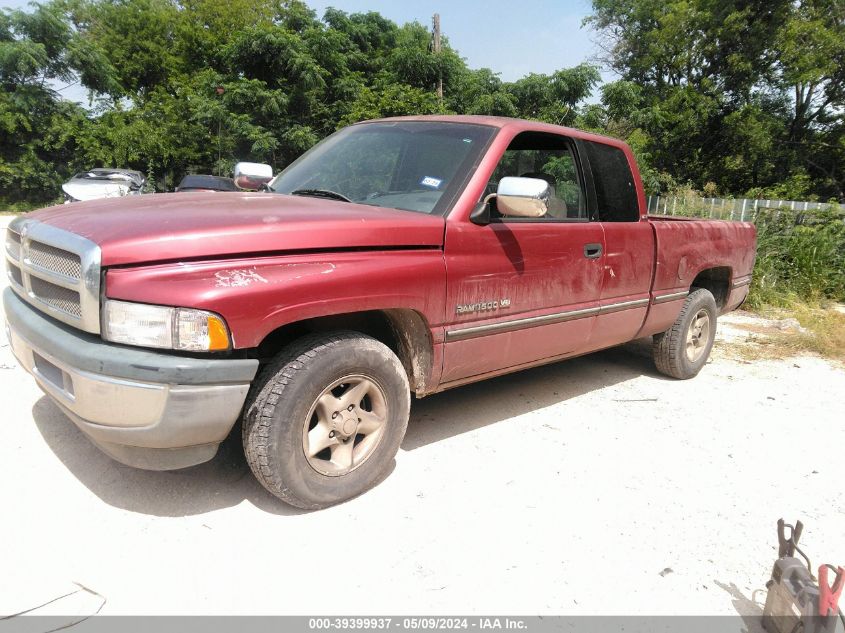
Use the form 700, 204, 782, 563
234, 162, 273, 190
469, 200, 491, 225
495, 176, 550, 218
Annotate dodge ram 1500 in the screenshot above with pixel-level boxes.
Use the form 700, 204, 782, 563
4, 115, 757, 508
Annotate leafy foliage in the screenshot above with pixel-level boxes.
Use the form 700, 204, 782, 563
748, 207, 845, 307
2, 0, 844, 214
1, 0, 601, 206
584, 0, 845, 200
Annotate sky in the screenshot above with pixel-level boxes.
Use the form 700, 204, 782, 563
308, 0, 609, 82
2, 0, 613, 104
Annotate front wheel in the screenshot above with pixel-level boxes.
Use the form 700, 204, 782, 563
242, 331, 411, 509
652, 288, 718, 379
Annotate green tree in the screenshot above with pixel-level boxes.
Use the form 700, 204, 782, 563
0, 3, 114, 205
586, 0, 845, 199
507, 64, 600, 125
2, 0, 604, 205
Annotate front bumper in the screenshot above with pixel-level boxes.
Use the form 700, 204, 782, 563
3, 288, 259, 470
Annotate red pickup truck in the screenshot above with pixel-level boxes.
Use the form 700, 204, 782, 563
3, 115, 756, 509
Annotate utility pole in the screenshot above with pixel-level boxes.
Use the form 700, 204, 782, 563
215, 85, 225, 176
432, 13, 443, 103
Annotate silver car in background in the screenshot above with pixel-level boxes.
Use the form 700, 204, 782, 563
61, 168, 146, 203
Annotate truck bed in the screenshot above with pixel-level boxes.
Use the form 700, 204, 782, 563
648, 214, 757, 310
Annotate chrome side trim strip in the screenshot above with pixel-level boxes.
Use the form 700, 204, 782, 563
445, 297, 650, 343
653, 290, 689, 305
731, 277, 752, 289
445, 306, 600, 342
598, 297, 650, 314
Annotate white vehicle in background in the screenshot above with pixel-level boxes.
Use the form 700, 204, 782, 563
61, 168, 146, 203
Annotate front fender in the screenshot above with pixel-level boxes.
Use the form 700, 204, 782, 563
103, 250, 447, 349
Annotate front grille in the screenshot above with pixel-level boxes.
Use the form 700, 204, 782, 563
6, 230, 21, 259
8, 262, 23, 287
29, 276, 83, 318
6, 219, 101, 333
26, 240, 82, 280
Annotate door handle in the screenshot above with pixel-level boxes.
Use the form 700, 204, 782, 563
584, 243, 603, 259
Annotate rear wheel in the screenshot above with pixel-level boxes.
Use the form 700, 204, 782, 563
242, 332, 410, 509
653, 288, 718, 379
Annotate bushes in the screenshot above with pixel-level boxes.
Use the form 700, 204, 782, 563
652, 187, 845, 309
747, 207, 845, 308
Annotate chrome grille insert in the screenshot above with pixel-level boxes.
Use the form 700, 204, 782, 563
6, 229, 21, 259
29, 276, 83, 318
8, 262, 23, 287
26, 241, 81, 280
5, 218, 102, 333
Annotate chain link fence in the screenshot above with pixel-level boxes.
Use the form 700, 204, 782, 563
647, 195, 840, 222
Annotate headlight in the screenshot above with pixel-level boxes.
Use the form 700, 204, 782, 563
102, 300, 231, 351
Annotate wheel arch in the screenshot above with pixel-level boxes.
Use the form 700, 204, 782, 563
253, 309, 435, 395
690, 266, 732, 312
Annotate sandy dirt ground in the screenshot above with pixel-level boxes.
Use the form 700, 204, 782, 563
1, 215, 843, 622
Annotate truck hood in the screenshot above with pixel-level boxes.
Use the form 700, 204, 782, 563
29, 192, 446, 266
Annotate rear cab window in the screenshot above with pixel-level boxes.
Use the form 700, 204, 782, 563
582, 141, 639, 222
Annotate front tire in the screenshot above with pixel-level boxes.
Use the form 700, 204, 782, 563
653, 288, 718, 379
242, 332, 411, 509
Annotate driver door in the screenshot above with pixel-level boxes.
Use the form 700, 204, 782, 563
440, 132, 605, 385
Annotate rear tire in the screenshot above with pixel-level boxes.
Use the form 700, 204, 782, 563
653, 288, 717, 379
242, 331, 410, 509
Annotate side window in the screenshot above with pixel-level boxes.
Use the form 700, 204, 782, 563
583, 141, 638, 222
486, 132, 588, 221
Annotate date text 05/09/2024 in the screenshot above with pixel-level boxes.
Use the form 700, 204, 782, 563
308, 618, 528, 630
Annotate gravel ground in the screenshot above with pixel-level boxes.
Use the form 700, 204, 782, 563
1, 215, 843, 621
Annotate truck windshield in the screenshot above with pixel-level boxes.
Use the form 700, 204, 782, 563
268, 121, 496, 215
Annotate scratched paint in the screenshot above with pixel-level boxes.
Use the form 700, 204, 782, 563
214, 269, 269, 287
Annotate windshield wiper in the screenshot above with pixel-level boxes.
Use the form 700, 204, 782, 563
290, 189, 352, 203
365, 189, 430, 200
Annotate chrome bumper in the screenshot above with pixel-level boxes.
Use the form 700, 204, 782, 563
4, 288, 259, 470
